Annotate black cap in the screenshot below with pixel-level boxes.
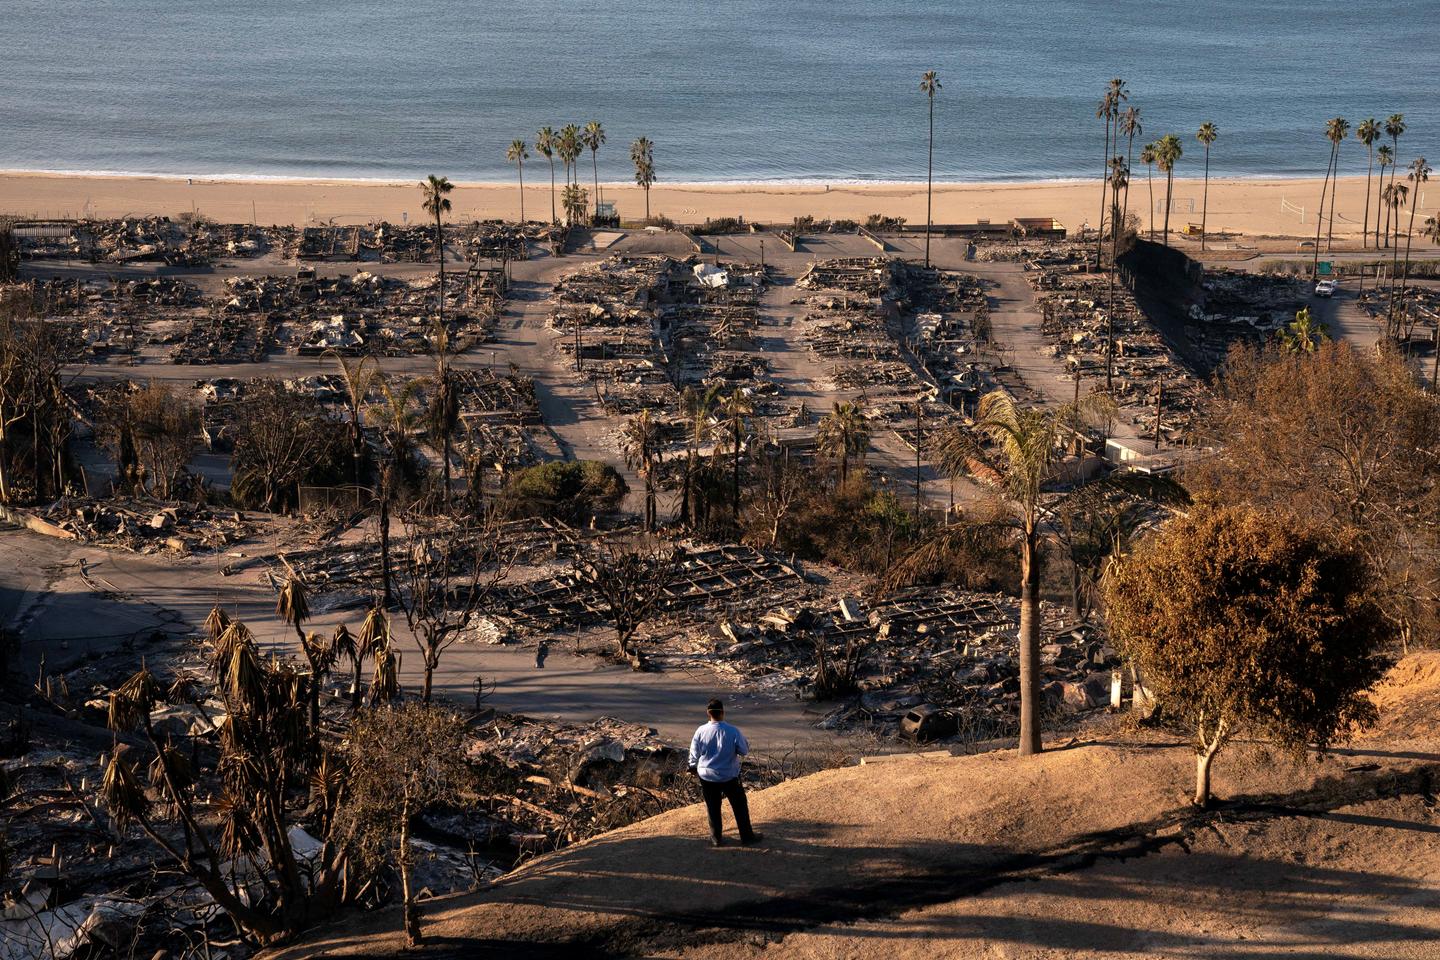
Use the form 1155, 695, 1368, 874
707, 698, 724, 713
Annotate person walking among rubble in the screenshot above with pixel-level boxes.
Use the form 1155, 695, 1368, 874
689, 698, 762, 847
535, 640, 549, 669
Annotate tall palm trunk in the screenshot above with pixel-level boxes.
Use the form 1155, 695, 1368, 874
1312, 145, 1334, 278
517, 162, 525, 223
644, 184, 651, 221
1389, 202, 1403, 334
1123, 133, 1136, 228
1326, 153, 1341, 252
1362, 147, 1374, 248
1107, 198, 1119, 393
591, 151, 600, 220
1401, 193, 1421, 322
434, 212, 445, 327
732, 420, 742, 521
925, 94, 935, 269
548, 157, 557, 224
1163, 166, 1176, 246
1097, 115, 1111, 263
1146, 164, 1154, 240
1018, 521, 1042, 756
1384, 136, 1399, 247
1376, 164, 1387, 248
379, 469, 393, 607
1200, 145, 1211, 251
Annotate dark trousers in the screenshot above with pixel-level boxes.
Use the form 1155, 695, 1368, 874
700, 776, 755, 841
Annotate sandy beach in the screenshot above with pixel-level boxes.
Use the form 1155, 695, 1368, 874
0, 171, 1423, 241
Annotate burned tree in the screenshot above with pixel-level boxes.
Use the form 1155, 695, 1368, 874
0, 305, 73, 503
230, 381, 350, 512
341, 703, 470, 946
575, 538, 682, 667
392, 509, 514, 701
99, 620, 354, 943
97, 381, 200, 500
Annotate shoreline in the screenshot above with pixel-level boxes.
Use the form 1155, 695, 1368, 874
0, 170, 1416, 239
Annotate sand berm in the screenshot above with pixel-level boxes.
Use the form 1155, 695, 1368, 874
267, 652, 1440, 959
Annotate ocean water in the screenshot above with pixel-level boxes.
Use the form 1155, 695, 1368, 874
2, 0, 1435, 184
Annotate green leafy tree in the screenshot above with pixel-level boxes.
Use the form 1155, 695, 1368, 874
1280, 306, 1329, 353
816, 400, 870, 486
621, 409, 664, 531
1104, 504, 1392, 807
970, 390, 1112, 756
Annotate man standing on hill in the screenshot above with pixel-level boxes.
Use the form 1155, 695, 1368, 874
689, 698, 762, 847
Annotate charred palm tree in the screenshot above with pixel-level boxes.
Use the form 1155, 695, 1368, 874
621, 410, 664, 532
1106, 158, 1130, 392
719, 389, 753, 522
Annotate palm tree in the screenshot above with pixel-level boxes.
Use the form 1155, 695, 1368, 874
426, 323, 460, 503
1383, 181, 1410, 335
1311, 118, 1345, 276
536, 127, 558, 224
1156, 134, 1182, 245
719, 389, 753, 521
1383, 114, 1406, 246
370, 376, 424, 606
1095, 79, 1127, 262
1325, 117, 1349, 253
561, 182, 589, 227
1120, 106, 1142, 227
972, 390, 1111, 756
330, 352, 375, 495
558, 124, 582, 188
1280, 306, 1329, 353
1105, 157, 1129, 393
816, 401, 870, 486
419, 175, 454, 327
677, 384, 720, 526
1140, 142, 1158, 240
1398, 157, 1431, 327
1356, 118, 1380, 248
920, 71, 941, 269
621, 409, 663, 532
506, 139, 529, 223
1196, 122, 1218, 251
583, 121, 606, 220
630, 138, 656, 221
1376, 145, 1394, 248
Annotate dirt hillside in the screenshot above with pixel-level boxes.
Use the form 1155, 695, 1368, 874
272, 655, 1440, 959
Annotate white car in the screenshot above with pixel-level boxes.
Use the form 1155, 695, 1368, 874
1314, 280, 1337, 298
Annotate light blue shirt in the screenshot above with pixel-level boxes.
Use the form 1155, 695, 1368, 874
688, 719, 749, 782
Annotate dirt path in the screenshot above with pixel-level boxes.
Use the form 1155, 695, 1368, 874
267, 707, 1440, 960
